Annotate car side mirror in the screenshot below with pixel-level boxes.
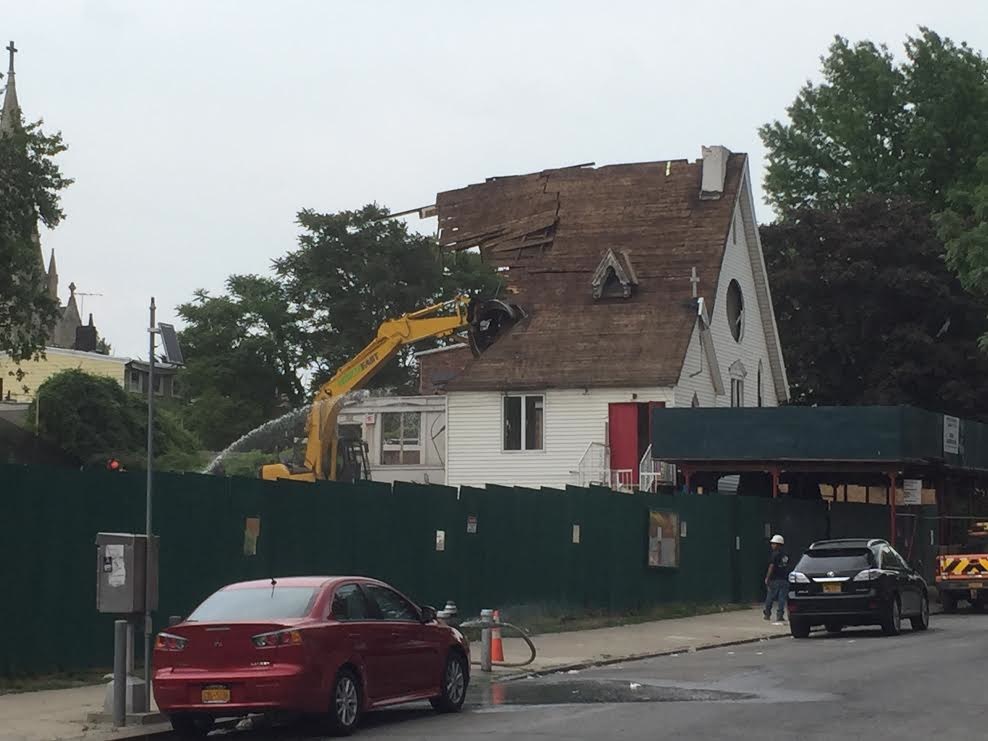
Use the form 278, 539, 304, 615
168, 615, 184, 627
420, 605, 437, 623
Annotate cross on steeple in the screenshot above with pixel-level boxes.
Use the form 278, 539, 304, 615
689, 267, 700, 299
6, 41, 16, 72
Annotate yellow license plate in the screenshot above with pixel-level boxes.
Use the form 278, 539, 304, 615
201, 686, 230, 704
968, 582, 983, 589
823, 583, 841, 594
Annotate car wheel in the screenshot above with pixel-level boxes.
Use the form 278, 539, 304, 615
430, 651, 468, 713
941, 593, 957, 614
169, 714, 214, 738
910, 595, 930, 631
881, 596, 902, 636
326, 668, 362, 737
790, 619, 810, 639
825, 623, 843, 634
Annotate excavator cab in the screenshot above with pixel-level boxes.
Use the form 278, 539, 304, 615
337, 438, 371, 484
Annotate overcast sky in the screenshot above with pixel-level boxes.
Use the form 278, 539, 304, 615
4, 0, 985, 358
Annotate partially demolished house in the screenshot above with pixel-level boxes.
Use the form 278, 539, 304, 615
433, 146, 789, 490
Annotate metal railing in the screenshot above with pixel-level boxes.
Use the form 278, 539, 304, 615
639, 444, 676, 493
575, 441, 610, 487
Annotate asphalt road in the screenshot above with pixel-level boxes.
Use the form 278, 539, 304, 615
171, 614, 988, 740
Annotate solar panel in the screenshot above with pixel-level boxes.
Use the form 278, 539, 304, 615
157, 323, 184, 365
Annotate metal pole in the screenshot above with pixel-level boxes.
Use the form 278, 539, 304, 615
126, 621, 135, 675
479, 609, 493, 672
143, 298, 156, 712
113, 620, 127, 727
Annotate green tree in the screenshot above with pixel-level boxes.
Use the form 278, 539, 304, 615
761, 28, 988, 216
176, 275, 307, 450
176, 204, 499, 452
761, 27, 988, 347
762, 196, 988, 419
0, 110, 72, 363
31, 369, 200, 466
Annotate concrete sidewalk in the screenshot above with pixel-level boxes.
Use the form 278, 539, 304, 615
0, 607, 789, 741
491, 606, 790, 676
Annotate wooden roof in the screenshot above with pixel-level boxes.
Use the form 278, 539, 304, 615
436, 154, 747, 391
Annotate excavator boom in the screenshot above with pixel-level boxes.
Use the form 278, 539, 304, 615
260, 295, 516, 483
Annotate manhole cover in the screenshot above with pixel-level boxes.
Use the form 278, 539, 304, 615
479, 679, 754, 706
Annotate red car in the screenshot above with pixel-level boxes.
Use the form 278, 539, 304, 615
153, 576, 470, 737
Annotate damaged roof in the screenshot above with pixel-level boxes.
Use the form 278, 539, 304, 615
436, 154, 747, 391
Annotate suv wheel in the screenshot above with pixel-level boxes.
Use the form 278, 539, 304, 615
790, 619, 810, 639
881, 597, 902, 636
910, 595, 930, 631
327, 668, 361, 737
430, 651, 468, 713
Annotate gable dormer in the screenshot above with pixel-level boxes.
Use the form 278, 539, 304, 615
591, 249, 638, 300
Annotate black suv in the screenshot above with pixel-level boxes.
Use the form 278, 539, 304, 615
787, 538, 930, 638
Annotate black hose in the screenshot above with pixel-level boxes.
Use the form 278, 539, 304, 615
457, 619, 537, 668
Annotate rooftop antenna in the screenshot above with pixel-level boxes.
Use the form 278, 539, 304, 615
76, 291, 103, 316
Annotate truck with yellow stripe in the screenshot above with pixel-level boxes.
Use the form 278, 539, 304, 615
936, 522, 988, 613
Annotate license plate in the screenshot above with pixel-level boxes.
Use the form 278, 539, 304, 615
823, 583, 841, 594
968, 582, 983, 589
201, 686, 230, 704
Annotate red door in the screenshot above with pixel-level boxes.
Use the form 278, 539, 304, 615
608, 403, 639, 485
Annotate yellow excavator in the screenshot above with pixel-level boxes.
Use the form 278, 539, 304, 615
260, 295, 521, 483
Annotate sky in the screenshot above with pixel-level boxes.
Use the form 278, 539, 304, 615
3, 0, 986, 359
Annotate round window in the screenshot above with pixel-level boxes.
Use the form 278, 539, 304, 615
726, 280, 744, 342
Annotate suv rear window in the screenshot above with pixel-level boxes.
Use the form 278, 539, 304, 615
188, 586, 318, 621
794, 548, 874, 573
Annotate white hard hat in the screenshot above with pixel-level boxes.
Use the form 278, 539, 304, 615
770, 534, 785, 545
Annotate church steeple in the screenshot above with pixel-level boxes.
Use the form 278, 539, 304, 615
1, 40, 20, 135
46, 249, 59, 299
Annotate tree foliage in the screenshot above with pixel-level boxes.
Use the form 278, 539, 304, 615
176, 276, 307, 450
31, 369, 200, 466
176, 204, 499, 451
0, 113, 72, 362
760, 28, 988, 345
762, 196, 988, 419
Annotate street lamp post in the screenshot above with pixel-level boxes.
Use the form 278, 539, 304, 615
143, 298, 156, 712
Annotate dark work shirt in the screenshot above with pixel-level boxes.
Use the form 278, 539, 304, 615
768, 550, 790, 581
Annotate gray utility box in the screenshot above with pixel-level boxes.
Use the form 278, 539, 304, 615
95, 533, 159, 614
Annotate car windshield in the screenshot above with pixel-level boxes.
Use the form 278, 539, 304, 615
795, 548, 874, 573
187, 586, 318, 621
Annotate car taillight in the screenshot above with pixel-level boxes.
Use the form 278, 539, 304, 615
155, 632, 188, 651
853, 569, 882, 582
251, 629, 303, 648
788, 572, 810, 584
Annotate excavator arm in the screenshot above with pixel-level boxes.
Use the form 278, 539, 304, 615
260, 295, 491, 483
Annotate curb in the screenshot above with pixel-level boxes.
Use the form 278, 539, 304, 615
493, 630, 795, 682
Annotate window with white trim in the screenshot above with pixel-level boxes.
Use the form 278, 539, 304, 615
380, 412, 421, 465
731, 378, 744, 408
503, 394, 544, 451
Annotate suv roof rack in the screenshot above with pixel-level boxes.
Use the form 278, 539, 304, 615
808, 538, 888, 550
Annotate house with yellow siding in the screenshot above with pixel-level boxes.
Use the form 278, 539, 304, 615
0, 347, 128, 403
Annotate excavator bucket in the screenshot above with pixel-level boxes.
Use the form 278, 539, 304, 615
468, 298, 524, 356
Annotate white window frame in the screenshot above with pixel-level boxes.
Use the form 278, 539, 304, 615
501, 393, 545, 452
380, 411, 423, 466
730, 378, 744, 408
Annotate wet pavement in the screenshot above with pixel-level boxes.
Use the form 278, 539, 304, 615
136, 614, 987, 740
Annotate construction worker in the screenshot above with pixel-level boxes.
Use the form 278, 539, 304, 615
763, 534, 789, 623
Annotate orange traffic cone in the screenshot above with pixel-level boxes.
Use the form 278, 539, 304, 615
491, 610, 504, 663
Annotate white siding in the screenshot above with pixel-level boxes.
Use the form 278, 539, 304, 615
338, 396, 447, 485
447, 387, 674, 489
676, 187, 782, 409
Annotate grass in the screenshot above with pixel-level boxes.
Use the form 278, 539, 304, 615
0, 668, 111, 695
